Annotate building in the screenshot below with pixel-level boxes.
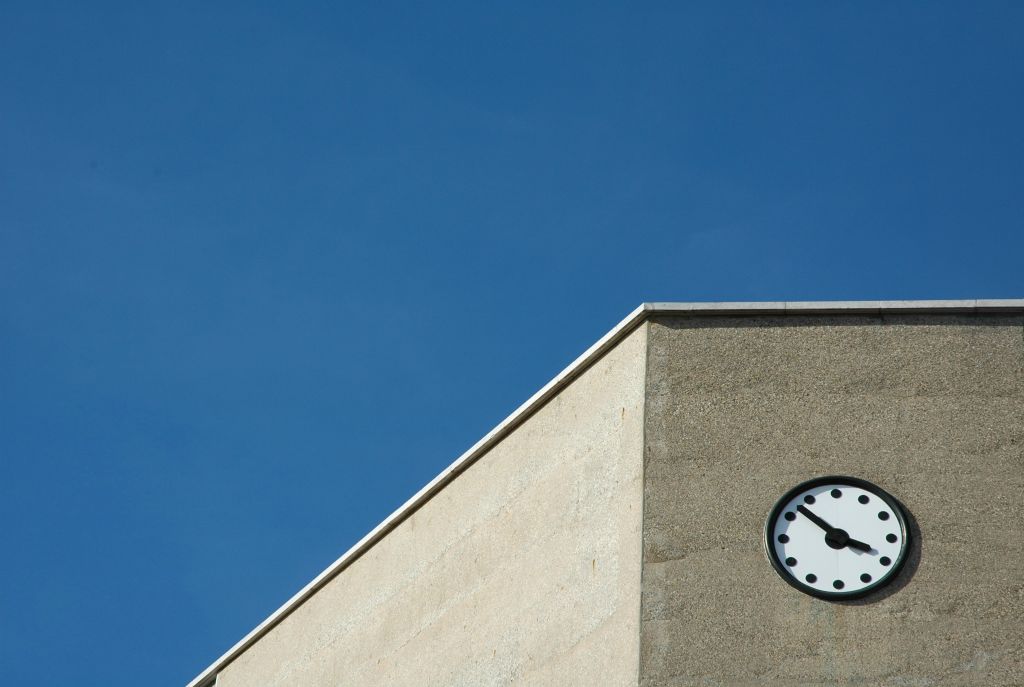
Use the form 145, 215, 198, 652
188, 300, 1024, 686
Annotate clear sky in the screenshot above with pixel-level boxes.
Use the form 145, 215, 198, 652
2, 2, 1022, 685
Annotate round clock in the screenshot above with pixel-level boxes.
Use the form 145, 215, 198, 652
764, 476, 910, 599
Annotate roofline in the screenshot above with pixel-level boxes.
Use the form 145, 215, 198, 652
187, 299, 1023, 686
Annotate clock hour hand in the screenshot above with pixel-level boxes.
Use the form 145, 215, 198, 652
796, 504, 834, 532
844, 537, 873, 553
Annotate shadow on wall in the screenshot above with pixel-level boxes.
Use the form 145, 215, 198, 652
839, 503, 921, 606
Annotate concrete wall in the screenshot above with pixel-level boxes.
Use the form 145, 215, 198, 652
216, 325, 648, 687
640, 314, 1024, 686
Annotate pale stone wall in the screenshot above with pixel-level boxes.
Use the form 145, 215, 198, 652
640, 314, 1024, 686
216, 325, 648, 687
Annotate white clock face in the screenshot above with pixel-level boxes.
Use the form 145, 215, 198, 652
765, 477, 909, 598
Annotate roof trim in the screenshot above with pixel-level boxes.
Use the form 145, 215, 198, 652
187, 299, 1023, 686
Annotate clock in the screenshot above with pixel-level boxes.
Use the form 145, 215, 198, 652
764, 476, 910, 599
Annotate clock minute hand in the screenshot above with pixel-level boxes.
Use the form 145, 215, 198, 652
796, 504, 834, 532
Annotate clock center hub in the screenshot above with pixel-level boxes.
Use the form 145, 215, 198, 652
824, 528, 850, 550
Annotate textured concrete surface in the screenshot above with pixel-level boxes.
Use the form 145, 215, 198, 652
216, 325, 648, 687
640, 314, 1024, 686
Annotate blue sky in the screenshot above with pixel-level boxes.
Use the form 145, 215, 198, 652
1, 2, 1022, 685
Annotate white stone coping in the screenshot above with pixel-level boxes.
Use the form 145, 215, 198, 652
186, 299, 1023, 687
644, 299, 1024, 314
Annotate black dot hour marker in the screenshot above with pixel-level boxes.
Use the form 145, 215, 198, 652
878, 511, 890, 521
860, 573, 872, 583
785, 557, 797, 566
858, 495, 869, 504
831, 489, 842, 498
805, 574, 817, 583
880, 556, 892, 566
833, 580, 844, 589
804, 494, 816, 504
886, 533, 897, 543
778, 534, 789, 543
784, 512, 796, 521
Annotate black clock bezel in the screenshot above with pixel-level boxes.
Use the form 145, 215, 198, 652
763, 475, 911, 600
